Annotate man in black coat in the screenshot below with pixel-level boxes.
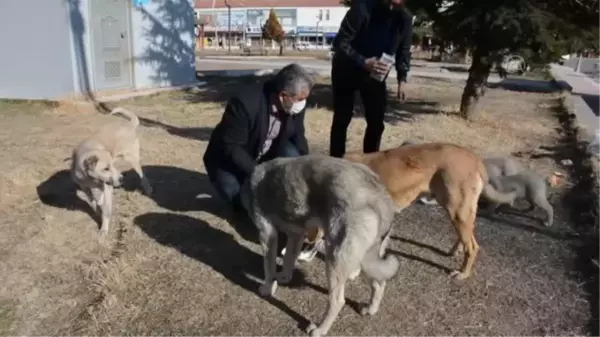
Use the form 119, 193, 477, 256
204, 63, 321, 260
329, 0, 413, 158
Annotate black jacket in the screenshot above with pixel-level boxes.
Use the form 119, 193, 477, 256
333, 0, 413, 82
203, 80, 309, 178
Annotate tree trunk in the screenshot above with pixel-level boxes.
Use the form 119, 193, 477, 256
460, 48, 492, 121
279, 44, 283, 56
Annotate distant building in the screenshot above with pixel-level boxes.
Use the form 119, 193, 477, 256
194, 0, 348, 49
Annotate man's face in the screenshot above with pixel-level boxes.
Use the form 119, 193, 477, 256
279, 88, 310, 115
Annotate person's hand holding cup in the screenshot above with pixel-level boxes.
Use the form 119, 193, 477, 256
365, 57, 391, 74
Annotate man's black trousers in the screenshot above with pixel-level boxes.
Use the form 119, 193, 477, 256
329, 60, 388, 158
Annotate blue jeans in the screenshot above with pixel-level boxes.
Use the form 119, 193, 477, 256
207, 141, 301, 213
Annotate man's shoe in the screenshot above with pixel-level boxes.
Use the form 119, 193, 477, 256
281, 239, 324, 263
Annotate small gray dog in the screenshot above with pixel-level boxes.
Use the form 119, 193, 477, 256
486, 169, 555, 226
241, 155, 399, 337
70, 107, 152, 237
417, 154, 525, 206
483, 156, 555, 226
483, 155, 526, 186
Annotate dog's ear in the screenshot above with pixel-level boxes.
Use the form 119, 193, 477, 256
83, 155, 99, 171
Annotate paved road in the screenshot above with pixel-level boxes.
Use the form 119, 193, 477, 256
196, 56, 494, 83
195, 56, 562, 95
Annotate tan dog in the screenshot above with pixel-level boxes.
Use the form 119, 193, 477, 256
71, 107, 152, 238
343, 142, 517, 280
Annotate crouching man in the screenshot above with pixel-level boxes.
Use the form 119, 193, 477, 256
203, 63, 323, 261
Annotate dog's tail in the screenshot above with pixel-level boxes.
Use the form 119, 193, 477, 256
110, 107, 139, 128
360, 243, 399, 282
477, 159, 517, 204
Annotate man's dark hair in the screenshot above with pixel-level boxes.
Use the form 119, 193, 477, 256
272, 63, 315, 97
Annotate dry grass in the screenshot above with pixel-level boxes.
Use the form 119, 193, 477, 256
0, 76, 592, 335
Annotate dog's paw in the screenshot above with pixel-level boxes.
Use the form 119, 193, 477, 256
96, 230, 109, 246
359, 303, 379, 316
276, 272, 293, 285
258, 281, 278, 297
348, 269, 361, 281
449, 270, 470, 280
306, 323, 323, 337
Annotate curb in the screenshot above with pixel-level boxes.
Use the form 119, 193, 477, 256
555, 88, 599, 337
549, 64, 599, 141
549, 64, 574, 91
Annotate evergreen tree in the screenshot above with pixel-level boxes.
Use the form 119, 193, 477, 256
262, 9, 286, 56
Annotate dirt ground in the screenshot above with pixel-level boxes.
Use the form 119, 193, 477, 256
0, 76, 592, 335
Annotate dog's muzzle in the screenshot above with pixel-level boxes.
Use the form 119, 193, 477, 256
110, 176, 124, 187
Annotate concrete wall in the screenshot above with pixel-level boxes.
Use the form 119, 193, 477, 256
131, 0, 197, 89
0, 0, 75, 100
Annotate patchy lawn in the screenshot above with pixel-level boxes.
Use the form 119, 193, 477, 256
0, 76, 592, 335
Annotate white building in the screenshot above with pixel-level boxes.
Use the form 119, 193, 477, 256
0, 0, 196, 100
194, 0, 348, 49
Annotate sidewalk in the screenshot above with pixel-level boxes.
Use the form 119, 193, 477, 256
550, 64, 599, 137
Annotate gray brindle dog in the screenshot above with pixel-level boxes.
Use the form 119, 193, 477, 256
241, 155, 400, 337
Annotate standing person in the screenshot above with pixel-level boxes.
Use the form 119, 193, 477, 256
203, 63, 322, 261
329, 0, 413, 158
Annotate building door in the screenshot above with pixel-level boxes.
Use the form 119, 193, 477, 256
89, 0, 133, 91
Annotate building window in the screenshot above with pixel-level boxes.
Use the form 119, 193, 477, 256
325, 10, 330, 21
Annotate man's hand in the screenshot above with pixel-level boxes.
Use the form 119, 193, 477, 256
365, 57, 391, 74
397, 81, 407, 102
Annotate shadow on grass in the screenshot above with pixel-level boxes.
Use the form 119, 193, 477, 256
487, 77, 560, 94
309, 82, 442, 125
135, 212, 310, 329
477, 209, 581, 241
139, 116, 214, 141
36, 170, 100, 228
301, 281, 364, 315
186, 74, 272, 104
388, 248, 452, 274
122, 165, 260, 243
390, 235, 450, 257
182, 74, 445, 127
35, 166, 257, 244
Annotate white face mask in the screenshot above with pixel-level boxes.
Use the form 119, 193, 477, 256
288, 99, 306, 115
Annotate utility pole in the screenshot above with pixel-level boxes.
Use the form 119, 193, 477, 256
576, 53, 583, 72
225, 0, 231, 54
316, 11, 323, 48
259, 17, 265, 54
